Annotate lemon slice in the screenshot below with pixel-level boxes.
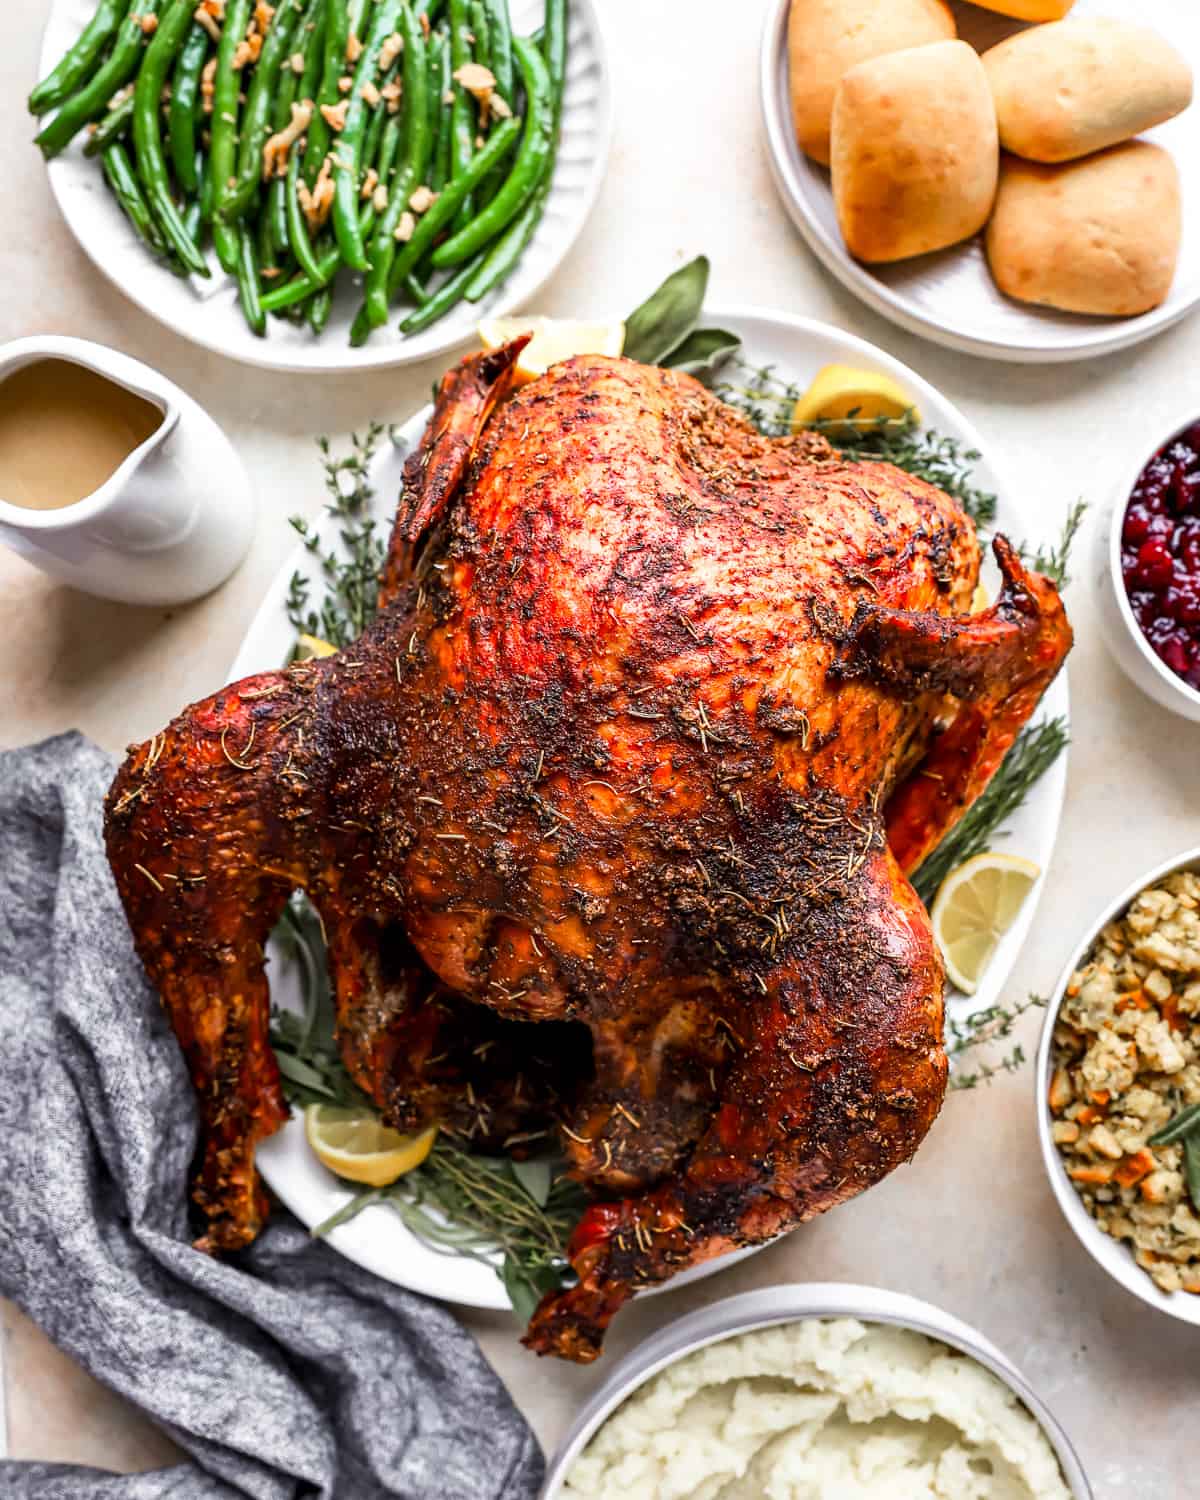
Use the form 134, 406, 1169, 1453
305, 1104, 437, 1187
792, 364, 919, 437
970, 583, 990, 614
478, 315, 625, 384
295, 633, 337, 661
930, 852, 1041, 995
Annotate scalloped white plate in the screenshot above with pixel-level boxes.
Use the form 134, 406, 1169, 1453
760, 0, 1200, 363
233, 306, 1070, 1308
37, 0, 610, 373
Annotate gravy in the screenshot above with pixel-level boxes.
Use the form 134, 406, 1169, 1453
0, 359, 162, 510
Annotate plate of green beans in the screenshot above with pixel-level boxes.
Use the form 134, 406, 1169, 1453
31, 0, 610, 371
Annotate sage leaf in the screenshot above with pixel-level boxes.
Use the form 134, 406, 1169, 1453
662, 326, 741, 380
273, 1050, 338, 1097
1186, 1135, 1200, 1216
502, 1256, 541, 1324
623, 254, 710, 366
511, 1156, 553, 1207
1149, 1101, 1200, 1146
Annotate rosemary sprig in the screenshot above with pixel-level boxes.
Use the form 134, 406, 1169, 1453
285, 423, 389, 649
713, 360, 998, 528
268, 896, 582, 1319
911, 717, 1069, 908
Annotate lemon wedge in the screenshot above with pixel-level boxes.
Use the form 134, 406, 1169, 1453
295, 633, 338, 661
792, 364, 918, 437
930, 852, 1041, 995
478, 315, 626, 384
970, 583, 990, 614
305, 1104, 437, 1187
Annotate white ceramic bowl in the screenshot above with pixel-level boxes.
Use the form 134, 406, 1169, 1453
540, 1283, 1092, 1499
1036, 846, 1200, 1328
1093, 411, 1200, 722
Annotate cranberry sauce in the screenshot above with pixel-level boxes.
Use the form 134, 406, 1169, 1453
1121, 421, 1200, 693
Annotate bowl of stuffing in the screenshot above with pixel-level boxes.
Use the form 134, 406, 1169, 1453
1037, 847, 1200, 1325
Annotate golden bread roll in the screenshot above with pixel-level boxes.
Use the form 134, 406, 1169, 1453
983, 17, 1193, 164
986, 144, 1181, 316
831, 40, 998, 263
786, 0, 955, 167
965, 0, 1074, 18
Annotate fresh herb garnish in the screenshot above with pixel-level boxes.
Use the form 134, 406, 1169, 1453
946, 993, 1047, 1092
714, 361, 998, 530
1022, 499, 1087, 590
1149, 1103, 1200, 1214
622, 255, 741, 378
285, 422, 389, 649
269, 895, 584, 1318
911, 717, 1069, 908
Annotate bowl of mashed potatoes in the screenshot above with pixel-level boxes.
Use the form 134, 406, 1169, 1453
542, 1283, 1090, 1500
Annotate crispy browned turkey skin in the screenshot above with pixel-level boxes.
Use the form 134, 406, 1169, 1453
105, 343, 1072, 1361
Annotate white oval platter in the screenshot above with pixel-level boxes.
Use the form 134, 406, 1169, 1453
760, 0, 1200, 364
233, 305, 1071, 1309
37, 0, 610, 373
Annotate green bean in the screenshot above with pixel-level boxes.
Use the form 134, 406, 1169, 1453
261, 201, 374, 308
286, 148, 327, 286
298, 0, 329, 102
405, 271, 429, 304
225, 0, 307, 221
167, 21, 209, 192
386, 112, 518, 296
302, 0, 349, 185
470, 2, 491, 67
210, 0, 253, 272
182, 196, 203, 246
477, 0, 513, 202
358, 3, 430, 335
83, 92, 135, 157
101, 141, 166, 256
375, 110, 405, 185
430, 35, 454, 192
424, 0, 448, 21
331, 0, 404, 271
103, 141, 171, 261
235, 226, 267, 335
431, 35, 550, 268
464, 0, 565, 303
447, 0, 475, 230
309, 285, 334, 334
199, 146, 216, 223
399, 251, 484, 334
30, 0, 129, 116
133, 0, 210, 277
36, 0, 161, 160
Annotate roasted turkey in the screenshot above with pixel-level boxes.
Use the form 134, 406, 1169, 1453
105, 340, 1071, 1361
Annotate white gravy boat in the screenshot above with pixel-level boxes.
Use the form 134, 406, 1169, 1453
0, 335, 254, 606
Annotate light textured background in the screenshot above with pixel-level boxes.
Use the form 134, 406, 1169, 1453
2, 1, 1199, 1494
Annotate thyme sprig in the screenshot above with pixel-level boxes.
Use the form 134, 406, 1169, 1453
714, 360, 998, 528
946, 994, 1047, 1092
1023, 499, 1087, 590
269, 896, 582, 1320
285, 423, 389, 649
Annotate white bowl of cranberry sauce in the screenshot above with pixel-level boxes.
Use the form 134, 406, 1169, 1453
1097, 413, 1200, 722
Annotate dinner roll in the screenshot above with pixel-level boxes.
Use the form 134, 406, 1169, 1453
831, 41, 998, 263
986, 144, 1181, 316
787, 0, 955, 167
983, 17, 1193, 164
965, 0, 1074, 18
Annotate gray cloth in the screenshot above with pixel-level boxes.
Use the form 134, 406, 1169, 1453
0, 733, 544, 1500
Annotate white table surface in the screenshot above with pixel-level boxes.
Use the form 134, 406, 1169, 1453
2, 1, 1199, 1493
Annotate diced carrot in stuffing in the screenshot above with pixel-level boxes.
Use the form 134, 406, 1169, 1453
1088, 1089, 1111, 1108
1076, 1105, 1106, 1126
1162, 995, 1185, 1032
1116, 990, 1152, 1013
1068, 1163, 1114, 1185
1113, 1150, 1156, 1188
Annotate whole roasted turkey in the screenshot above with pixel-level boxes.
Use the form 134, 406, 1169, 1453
105, 341, 1071, 1361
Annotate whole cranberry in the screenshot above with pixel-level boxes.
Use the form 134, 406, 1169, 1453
1123, 506, 1152, 546
1179, 528, 1200, 573
1136, 539, 1176, 592
1158, 636, 1191, 677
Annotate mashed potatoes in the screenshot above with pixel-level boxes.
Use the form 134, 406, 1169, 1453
561, 1318, 1071, 1500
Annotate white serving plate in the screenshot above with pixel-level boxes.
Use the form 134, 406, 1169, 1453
38, 0, 611, 373
540, 1284, 1092, 1498
233, 305, 1070, 1309
1036, 846, 1200, 1329
760, 0, 1200, 364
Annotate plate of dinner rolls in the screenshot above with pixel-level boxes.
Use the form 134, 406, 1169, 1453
761, 0, 1198, 361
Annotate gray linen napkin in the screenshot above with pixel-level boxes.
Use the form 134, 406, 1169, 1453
0, 732, 544, 1500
